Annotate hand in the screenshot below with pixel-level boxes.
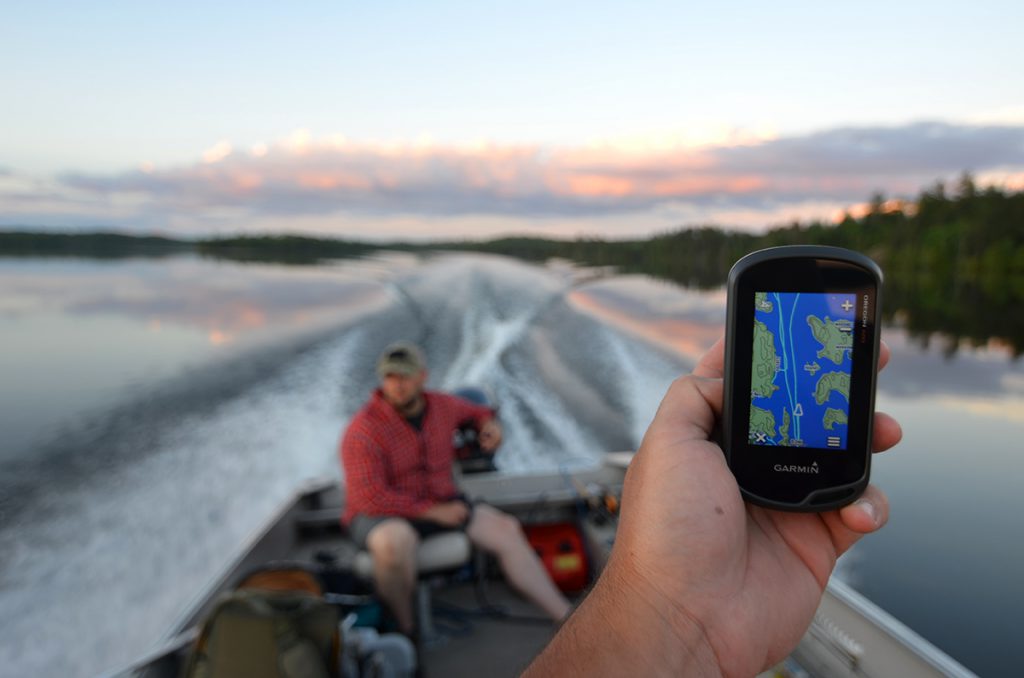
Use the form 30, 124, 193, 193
525, 337, 901, 677
478, 418, 503, 453
418, 500, 470, 527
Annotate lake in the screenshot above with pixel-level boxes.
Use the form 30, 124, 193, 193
0, 252, 1020, 676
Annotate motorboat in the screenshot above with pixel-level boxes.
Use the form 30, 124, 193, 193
106, 452, 975, 677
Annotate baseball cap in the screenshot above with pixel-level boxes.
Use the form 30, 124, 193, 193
376, 341, 427, 378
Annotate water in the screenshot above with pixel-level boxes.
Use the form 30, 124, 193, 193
0, 253, 1020, 676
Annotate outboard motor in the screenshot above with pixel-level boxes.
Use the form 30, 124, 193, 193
452, 387, 498, 475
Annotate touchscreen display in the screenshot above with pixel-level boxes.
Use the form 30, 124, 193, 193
749, 292, 856, 450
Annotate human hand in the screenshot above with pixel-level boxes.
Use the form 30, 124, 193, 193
608, 336, 901, 676
525, 336, 901, 678
478, 418, 503, 453
419, 500, 470, 527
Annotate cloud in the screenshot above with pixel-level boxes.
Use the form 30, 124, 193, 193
6, 121, 1024, 236
201, 141, 233, 164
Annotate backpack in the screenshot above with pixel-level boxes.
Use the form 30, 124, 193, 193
182, 566, 341, 678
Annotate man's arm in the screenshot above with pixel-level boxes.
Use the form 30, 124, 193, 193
451, 395, 502, 452
477, 417, 502, 453
416, 501, 470, 526
524, 339, 900, 677
524, 556, 721, 677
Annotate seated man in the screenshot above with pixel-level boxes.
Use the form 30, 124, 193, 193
340, 341, 571, 636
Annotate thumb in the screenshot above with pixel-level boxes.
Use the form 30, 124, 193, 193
643, 375, 724, 448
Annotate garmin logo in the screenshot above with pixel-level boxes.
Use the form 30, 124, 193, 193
860, 294, 870, 343
774, 462, 820, 474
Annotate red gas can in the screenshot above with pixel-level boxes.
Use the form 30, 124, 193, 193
524, 522, 589, 593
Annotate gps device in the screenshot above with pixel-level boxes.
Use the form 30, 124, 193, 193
722, 246, 883, 511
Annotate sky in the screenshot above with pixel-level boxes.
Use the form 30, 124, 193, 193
2, 1, 1023, 241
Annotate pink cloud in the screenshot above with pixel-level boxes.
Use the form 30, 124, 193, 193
4, 121, 1024, 237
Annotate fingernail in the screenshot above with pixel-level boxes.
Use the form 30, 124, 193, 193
854, 499, 877, 526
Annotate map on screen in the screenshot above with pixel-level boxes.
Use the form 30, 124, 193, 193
749, 291, 856, 450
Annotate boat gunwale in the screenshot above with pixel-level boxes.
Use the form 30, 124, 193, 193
823, 578, 976, 678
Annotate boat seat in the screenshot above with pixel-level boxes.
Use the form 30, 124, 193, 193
352, 531, 472, 579
353, 531, 472, 645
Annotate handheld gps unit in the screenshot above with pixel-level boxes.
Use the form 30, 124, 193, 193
722, 246, 883, 511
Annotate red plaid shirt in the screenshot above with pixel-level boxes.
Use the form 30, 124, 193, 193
340, 389, 494, 524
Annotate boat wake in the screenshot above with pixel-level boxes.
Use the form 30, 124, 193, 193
0, 254, 689, 677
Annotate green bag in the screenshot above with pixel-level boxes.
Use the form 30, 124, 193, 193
182, 588, 340, 678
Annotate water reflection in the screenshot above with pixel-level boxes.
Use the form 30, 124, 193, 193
569, 275, 725, 361
571, 273, 1024, 399
886, 271, 1024, 358
0, 256, 393, 462
2, 256, 392, 337
581, 250, 1024, 358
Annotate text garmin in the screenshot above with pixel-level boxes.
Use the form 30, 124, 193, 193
774, 463, 820, 474
861, 294, 870, 343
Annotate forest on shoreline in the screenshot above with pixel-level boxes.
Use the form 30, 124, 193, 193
3, 176, 1022, 355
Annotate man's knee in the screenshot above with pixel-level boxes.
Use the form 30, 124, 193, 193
366, 519, 419, 566
473, 505, 527, 548
496, 511, 524, 541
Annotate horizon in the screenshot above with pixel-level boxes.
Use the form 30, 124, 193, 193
1, 171, 1004, 246
3, 2, 1023, 240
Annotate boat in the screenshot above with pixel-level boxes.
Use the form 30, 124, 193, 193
105, 452, 976, 677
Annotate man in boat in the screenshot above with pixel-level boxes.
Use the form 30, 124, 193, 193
524, 338, 903, 677
340, 341, 572, 637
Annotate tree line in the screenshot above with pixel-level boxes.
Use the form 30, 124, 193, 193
2, 176, 1022, 354
443, 176, 1024, 356
444, 174, 1024, 287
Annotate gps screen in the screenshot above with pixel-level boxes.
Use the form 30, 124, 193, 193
749, 291, 855, 450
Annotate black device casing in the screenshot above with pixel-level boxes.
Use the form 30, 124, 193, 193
722, 246, 883, 511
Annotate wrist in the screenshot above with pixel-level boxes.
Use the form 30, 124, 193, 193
416, 502, 438, 518
598, 559, 722, 676
526, 557, 721, 677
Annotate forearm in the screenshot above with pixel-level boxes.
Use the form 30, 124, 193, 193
524, 562, 721, 677
415, 502, 444, 520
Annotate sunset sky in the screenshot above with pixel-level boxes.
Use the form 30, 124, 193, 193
2, 1, 1023, 240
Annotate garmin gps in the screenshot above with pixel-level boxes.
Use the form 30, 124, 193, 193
722, 245, 883, 511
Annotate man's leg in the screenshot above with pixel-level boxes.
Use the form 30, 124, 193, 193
365, 518, 420, 635
466, 504, 572, 622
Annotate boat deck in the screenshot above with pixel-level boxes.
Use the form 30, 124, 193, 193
120, 466, 977, 678
290, 529, 565, 677
420, 581, 563, 677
